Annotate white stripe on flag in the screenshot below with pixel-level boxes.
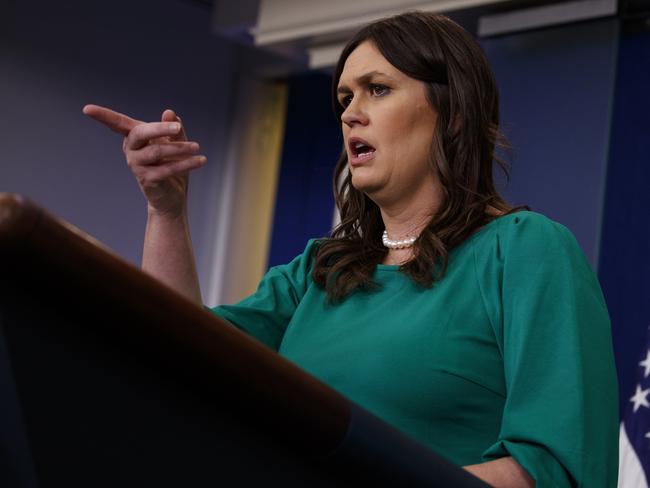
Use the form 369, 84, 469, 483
619, 422, 648, 488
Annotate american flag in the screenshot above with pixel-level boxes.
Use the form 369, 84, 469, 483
619, 325, 650, 487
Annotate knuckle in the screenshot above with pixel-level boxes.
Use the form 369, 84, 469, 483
125, 151, 137, 166
126, 151, 141, 168
129, 124, 147, 146
150, 144, 163, 161
130, 124, 143, 138
138, 172, 159, 189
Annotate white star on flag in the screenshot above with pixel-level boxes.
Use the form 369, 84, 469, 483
640, 350, 650, 378
630, 384, 650, 413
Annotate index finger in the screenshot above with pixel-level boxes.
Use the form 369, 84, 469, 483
82, 104, 143, 136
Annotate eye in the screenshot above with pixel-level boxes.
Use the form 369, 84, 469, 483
340, 94, 353, 108
370, 84, 389, 97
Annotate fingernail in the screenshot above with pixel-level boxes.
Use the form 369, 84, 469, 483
170, 123, 180, 132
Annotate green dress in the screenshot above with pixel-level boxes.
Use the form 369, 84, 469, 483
210, 211, 619, 486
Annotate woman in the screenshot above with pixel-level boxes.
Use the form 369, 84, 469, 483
84, 11, 618, 487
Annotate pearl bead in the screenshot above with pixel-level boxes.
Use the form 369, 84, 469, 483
382, 230, 418, 249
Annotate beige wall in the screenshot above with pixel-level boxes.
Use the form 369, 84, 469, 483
209, 79, 289, 305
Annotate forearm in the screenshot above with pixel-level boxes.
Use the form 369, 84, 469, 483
464, 457, 534, 488
142, 206, 202, 305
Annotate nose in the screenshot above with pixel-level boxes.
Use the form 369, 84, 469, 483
341, 99, 369, 128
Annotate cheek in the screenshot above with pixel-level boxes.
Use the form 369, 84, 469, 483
404, 106, 436, 157
381, 111, 433, 162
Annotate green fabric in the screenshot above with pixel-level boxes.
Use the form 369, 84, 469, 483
210, 211, 619, 486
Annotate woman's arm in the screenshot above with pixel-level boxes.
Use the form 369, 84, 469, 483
142, 206, 202, 304
83, 104, 205, 305
464, 457, 534, 487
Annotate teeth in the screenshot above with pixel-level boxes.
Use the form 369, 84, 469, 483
351, 140, 375, 158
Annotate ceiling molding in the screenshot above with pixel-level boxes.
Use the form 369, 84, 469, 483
253, 0, 510, 46
478, 0, 617, 37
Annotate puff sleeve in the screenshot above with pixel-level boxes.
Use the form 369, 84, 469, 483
478, 213, 619, 486
208, 239, 318, 351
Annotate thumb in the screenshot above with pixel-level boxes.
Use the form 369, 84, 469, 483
162, 109, 187, 141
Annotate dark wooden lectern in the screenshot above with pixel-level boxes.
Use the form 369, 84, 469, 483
0, 194, 489, 487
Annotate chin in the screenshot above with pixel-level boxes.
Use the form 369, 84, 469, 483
350, 173, 373, 192
350, 175, 383, 200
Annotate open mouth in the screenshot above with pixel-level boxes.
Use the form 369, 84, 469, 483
349, 138, 376, 159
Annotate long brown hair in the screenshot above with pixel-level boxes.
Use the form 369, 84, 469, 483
312, 11, 522, 302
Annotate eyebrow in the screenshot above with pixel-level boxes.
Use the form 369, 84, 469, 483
337, 70, 397, 94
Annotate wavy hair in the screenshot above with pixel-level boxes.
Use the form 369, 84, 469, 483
312, 11, 524, 302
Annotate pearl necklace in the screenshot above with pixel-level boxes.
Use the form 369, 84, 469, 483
382, 230, 418, 249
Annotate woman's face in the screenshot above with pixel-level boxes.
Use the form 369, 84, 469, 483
337, 41, 439, 206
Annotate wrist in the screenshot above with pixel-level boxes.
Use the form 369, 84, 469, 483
147, 203, 188, 222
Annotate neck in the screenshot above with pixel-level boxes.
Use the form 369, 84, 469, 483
365, 173, 443, 263
377, 193, 439, 265
379, 192, 439, 241
381, 209, 430, 240
370, 172, 442, 239
379, 209, 428, 265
